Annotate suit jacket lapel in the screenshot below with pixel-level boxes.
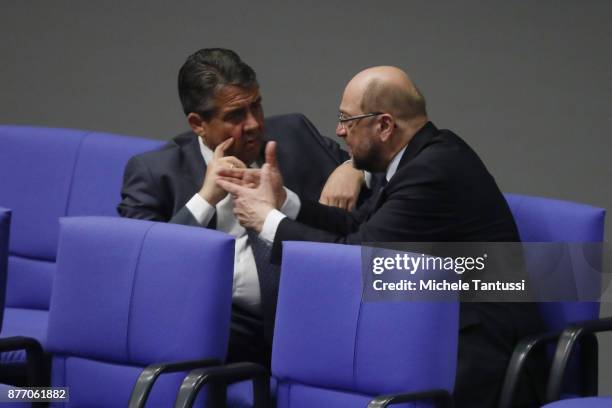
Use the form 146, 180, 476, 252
396, 121, 438, 169
175, 131, 206, 189
369, 186, 388, 217
368, 122, 438, 216
173, 131, 217, 228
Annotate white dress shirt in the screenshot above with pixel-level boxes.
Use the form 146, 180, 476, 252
185, 138, 300, 315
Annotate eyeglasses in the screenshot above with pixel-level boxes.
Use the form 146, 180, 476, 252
337, 112, 383, 130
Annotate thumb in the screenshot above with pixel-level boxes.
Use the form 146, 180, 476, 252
260, 163, 272, 188
265, 141, 278, 169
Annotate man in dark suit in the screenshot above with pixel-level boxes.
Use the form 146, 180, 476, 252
117, 48, 366, 366
219, 66, 545, 407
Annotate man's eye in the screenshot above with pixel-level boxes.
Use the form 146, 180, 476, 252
226, 110, 246, 121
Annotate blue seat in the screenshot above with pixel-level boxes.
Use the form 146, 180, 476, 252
1, 208, 48, 403
273, 242, 460, 407
176, 242, 460, 407
0, 208, 9, 327
0, 126, 163, 368
41, 216, 234, 407
542, 396, 612, 407
499, 194, 606, 407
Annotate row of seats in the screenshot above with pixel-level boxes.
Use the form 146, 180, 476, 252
0, 215, 459, 407
0, 123, 610, 406
0, 125, 163, 370
0, 195, 609, 407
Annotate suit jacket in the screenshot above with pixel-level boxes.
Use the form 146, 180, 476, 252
117, 113, 349, 345
275, 121, 519, 247
273, 122, 545, 407
118, 113, 348, 225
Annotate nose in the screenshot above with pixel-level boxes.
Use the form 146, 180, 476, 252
244, 110, 261, 133
336, 122, 346, 139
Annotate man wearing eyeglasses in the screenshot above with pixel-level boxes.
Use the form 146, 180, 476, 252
218, 66, 546, 407
117, 48, 368, 367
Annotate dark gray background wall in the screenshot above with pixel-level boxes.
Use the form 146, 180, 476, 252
2, 0, 611, 393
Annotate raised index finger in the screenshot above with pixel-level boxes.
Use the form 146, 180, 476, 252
214, 138, 235, 159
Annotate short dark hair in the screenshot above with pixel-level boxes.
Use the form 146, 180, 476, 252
178, 48, 258, 118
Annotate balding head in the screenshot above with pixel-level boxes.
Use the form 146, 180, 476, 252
337, 66, 429, 172
345, 66, 427, 123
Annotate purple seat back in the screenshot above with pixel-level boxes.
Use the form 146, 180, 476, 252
272, 242, 459, 407
504, 193, 606, 329
0, 126, 163, 310
47, 216, 234, 407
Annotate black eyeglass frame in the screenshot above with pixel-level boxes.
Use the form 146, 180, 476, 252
337, 111, 384, 124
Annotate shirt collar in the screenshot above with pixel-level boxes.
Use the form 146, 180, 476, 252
385, 143, 408, 182
198, 136, 213, 165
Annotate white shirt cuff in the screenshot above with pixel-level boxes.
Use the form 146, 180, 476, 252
260, 209, 286, 244
280, 187, 301, 220
185, 193, 216, 226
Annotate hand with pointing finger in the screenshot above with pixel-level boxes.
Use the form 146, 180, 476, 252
198, 138, 247, 206
217, 167, 262, 189
217, 141, 286, 232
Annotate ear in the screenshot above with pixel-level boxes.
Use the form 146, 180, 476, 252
187, 113, 207, 138
378, 114, 395, 142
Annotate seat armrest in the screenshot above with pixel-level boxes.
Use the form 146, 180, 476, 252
546, 317, 612, 402
367, 389, 453, 408
0, 336, 46, 387
498, 330, 562, 408
127, 358, 220, 408
173, 362, 269, 408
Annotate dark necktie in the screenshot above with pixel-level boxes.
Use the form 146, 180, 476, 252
247, 229, 281, 344
374, 173, 388, 189
368, 175, 389, 218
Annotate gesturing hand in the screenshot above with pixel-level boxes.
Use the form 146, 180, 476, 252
198, 138, 247, 206
217, 142, 286, 232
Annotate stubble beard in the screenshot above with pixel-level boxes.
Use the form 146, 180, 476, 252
352, 141, 385, 173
